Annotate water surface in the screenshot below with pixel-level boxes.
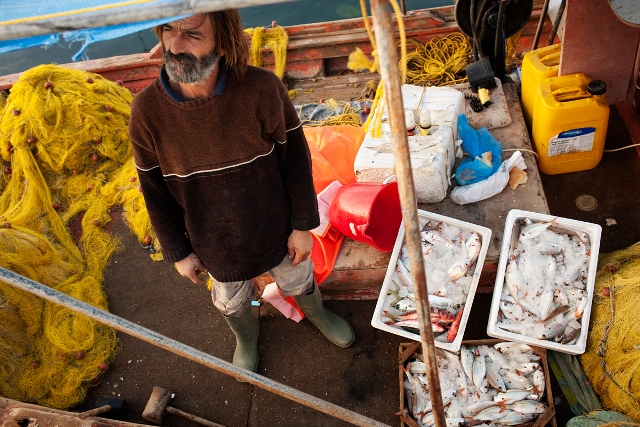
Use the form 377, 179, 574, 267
0, 0, 453, 76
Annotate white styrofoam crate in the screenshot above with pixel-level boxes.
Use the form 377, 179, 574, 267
486, 209, 602, 355
354, 84, 464, 203
371, 209, 491, 352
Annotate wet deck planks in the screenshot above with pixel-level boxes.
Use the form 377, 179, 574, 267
287, 75, 550, 299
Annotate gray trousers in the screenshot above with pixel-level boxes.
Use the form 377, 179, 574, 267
210, 255, 314, 317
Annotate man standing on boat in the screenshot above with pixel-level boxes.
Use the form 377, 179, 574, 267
128, 10, 354, 373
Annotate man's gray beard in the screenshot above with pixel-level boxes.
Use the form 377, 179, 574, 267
163, 47, 219, 86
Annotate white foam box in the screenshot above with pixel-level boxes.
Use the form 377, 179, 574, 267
486, 209, 602, 355
354, 85, 465, 203
371, 209, 492, 352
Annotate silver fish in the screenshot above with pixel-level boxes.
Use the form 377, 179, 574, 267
541, 304, 570, 323
485, 360, 507, 392
505, 256, 526, 303
393, 297, 416, 313
473, 406, 513, 422
421, 412, 435, 427
494, 390, 531, 405
549, 224, 586, 243
507, 400, 547, 414
463, 400, 498, 417
422, 389, 457, 413
530, 366, 546, 398
445, 418, 466, 427
396, 259, 413, 288
553, 289, 568, 305
539, 315, 573, 340
497, 412, 538, 425
460, 346, 474, 381
519, 218, 558, 240
497, 320, 527, 333
447, 259, 471, 282
428, 294, 453, 309
515, 362, 539, 376
421, 229, 449, 245
538, 287, 554, 320
465, 232, 481, 265
574, 297, 588, 318
534, 242, 565, 255
502, 370, 534, 390
561, 323, 582, 344
494, 342, 533, 354
483, 346, 510, 369
472, 354, 487, 390
518, 298, 541, 318
509, 220, 521, 258
442, 350, 470, 397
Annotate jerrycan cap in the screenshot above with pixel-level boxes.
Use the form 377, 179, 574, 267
587, 80, 606, 95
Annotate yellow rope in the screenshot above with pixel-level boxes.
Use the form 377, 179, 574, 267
347, 0, 414, 137
0, 65, 157, 409
245, 26, 289, 79
300, 99, 363, 127
582, 243, 640, 422
403, 33, 471, 86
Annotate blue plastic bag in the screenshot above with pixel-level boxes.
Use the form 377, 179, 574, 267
454, 115, 503, 185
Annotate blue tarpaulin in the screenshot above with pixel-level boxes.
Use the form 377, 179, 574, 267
0, 0, 289, 58
0, 1, 189, 59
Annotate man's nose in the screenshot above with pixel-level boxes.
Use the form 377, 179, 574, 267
167, 34, 189, 55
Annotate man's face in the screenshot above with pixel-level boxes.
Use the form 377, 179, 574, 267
161, 15, 220, 85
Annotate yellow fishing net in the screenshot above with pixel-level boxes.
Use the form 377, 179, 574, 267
582, 243, 640, 422
0, 64, 157, 409
245, 26, 289, 79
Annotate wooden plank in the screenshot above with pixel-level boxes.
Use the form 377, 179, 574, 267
315, 82, 548, 300
559, 0, 640, 105
0, 0, 293, 41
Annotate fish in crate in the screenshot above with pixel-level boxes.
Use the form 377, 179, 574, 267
398, 340, 555, 427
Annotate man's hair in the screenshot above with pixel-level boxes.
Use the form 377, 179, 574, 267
155, 10, 249, 83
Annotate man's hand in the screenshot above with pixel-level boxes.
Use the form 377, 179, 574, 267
287, 230, 313, 267
175, 252, 208, 284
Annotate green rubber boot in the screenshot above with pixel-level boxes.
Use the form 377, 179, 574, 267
292, 282, 355, 348
224, 308, 259, 372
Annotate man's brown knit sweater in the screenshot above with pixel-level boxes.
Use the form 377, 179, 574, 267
129, 65, 320, 282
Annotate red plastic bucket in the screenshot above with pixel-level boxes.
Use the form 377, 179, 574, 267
328, 181, 402, 252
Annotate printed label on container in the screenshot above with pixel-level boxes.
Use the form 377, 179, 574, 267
547, 127, 595, 157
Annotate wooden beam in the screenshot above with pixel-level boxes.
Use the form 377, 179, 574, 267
0, 0, 293, 41
370, 2, 446, 427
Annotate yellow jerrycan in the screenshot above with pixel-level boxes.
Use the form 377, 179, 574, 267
532, 73, 609, 175
521, 43, 561, 130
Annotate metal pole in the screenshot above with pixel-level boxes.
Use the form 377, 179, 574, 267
531, 0, 551, 50
368, 2, 446, 427
0, 267, 390, 427
0, 0, 293, 41
548, 0, 566, 46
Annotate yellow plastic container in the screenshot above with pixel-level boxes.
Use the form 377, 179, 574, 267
532, 73, 609, 175
521, 43, 561, 130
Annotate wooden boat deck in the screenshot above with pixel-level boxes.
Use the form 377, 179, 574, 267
286, 72, 550, 299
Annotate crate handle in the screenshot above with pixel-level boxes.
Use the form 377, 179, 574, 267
540, 52, 560, 68
552, 86, 591, 102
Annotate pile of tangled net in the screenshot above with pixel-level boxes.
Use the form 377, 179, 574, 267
581, 242, 640, 422
0, 64, 158, 409
245, 26, 288, 80
403, 33, 471, 86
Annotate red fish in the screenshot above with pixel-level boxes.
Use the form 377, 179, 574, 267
447, 306, 465, 342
